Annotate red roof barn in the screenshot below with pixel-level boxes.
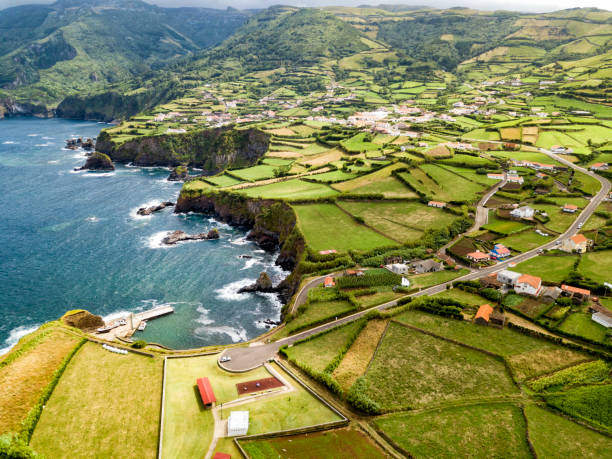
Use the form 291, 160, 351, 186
197, 377, 216, 406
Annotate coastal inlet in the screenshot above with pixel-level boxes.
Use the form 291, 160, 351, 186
0, 118, 287, 354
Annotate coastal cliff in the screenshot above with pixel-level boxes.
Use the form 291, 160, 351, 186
95, 127, 269, 171
175, 189, 305, 306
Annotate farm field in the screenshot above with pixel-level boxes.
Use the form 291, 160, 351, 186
293, 203, 396, 252
431, 288, 490, 307
533, 204, 578, 233
579, 250, 612, 283
509, 254, 578, 283
347, 175, 418, 198
228, 165, 278, 181
331, 163, 406, 193
496, 230, 552, 252
419, 164, 485, 202
0, 325, 82, 435
558, 313, 608, 343
407, 268, 469, 290
283, 299, 357, 336
305, 170, 357, 182
338, 200, 457, 243
393, 310, 588, 380
333, 319, 388, 391
284, 320, 364, 373
362, 322, 518, 410
239, 179, 338, 200
524, 405, 612, 458
162, 354, 271, 458
240, 427, 387, 459
204, 174, 244, 187
374, 403, 531, 459
545, 385, 612, 431
483, 213, 532, 235
219, 362, 342, 434
31, 343, 163, 459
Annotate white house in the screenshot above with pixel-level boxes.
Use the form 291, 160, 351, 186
496, 270, 522, 286
590, 162, 609, 171
510, 206, 535, 219
227, 411, 249, 436
592, 312, 612, 328
388, 263, 409, 275
561, 234, 590, 254
515, 274, 542, 296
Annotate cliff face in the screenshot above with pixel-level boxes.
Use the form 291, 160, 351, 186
176, 190, 305, 304
95, 127, 270, 171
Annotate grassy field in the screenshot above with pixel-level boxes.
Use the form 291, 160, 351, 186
431, 288, 490, 307
162, 354, 271, 458
375, 403, 531, 459
394, 310, 588, 380
31, 343, 163, 459
509, 254, 578, 283
331, 163, 405, 193
340, 132, 381, 153
0, 325, 82, 435
219, 362, 341, 434
333, 319, 388, 390
347, 175, 418, 198
420, 164, 485, 202
558, 313, 608, 342
283, 299, 357, 336
483, 213, 532, 235
293, 203, 396, 252
362, 322, 517, 410
579, 250, 612, 284
229, 165, 280, 181
496, 230, 552, 252
239, 179, 338, 200
534, 204, 578, 233
338, 200, 457, 243
306, 170, 357, 183
240, 427, 386, 459
284, 321, 364, 373
408, 269, 469, 290
205, 174, 244, 187
524, 405, 611, 458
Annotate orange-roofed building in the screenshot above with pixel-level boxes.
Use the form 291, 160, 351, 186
474, 304, 493, 325
562, 204, 578, 213
197, 377, 216, 406
562, 284, 591, 300
324, 276, 335, 288
515, 274, 542, 296
467, 251, 490, 263
561, 234, 590, 253
213, 453, 231, 459
428, 201, 446, 208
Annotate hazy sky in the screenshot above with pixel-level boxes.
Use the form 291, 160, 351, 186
0, 0, 610, 13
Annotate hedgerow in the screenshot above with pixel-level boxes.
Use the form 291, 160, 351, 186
529, 360, 610, 393
346, 377, 381, 415
336, 271, 400, 288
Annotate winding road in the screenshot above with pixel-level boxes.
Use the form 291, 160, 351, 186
220, 149, 610, 371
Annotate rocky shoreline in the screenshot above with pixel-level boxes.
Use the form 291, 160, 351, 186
161, 228, 220, 245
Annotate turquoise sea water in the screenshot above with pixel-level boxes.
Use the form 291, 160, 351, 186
0, 117, 286, 353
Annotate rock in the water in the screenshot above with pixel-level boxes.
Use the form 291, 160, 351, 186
137, 201, 174, 216
76, 151, 114, 171
168, 165, 189, 181
162, 228, 219, 245
62, 310, 104, 331
238, 272, 276, 293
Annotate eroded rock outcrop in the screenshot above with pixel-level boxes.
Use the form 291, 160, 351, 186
137, 201, 174, 216
62, 310, 104, 331
168, 165, 189, 181
76, 151, 114, 171
162, 228, 219, 245
238, 272, 276, 293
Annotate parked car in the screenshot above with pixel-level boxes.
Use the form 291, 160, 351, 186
220, 356, 232, 363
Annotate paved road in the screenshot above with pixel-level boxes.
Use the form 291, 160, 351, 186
220, 150, 610, 371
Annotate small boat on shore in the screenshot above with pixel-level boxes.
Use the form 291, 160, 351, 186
137, 320, 147, 331
96, 323, 119, 333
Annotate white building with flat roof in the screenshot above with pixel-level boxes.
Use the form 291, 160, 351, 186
227, 411, 249, 436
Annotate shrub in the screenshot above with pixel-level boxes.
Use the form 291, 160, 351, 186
131, 340, 147, 349
346, 377, 381, 414
0, 435, 42, 459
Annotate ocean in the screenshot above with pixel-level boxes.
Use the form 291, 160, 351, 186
0, 117, 286, 353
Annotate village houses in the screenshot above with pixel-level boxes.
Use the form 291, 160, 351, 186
560, 234, 591, 253
515, 274, 542, 296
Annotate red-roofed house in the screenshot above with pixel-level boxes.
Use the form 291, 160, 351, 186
590, 162, 609, 171
562, 204, 578, 213
474, 304, 493, 325
197, 377, 216, 406
490, 244, 511, 260
324, 276, 335, 288
515, 274, 542, 296
213, 453, 232, 459
428, 201, 446, 208
467, 251, 490, 263
561, 234, 590, 253
562, 284, 591, 301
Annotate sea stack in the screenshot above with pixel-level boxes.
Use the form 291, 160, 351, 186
76, 151, 115, 171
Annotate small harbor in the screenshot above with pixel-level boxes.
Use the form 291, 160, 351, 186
95, 305, 174, 340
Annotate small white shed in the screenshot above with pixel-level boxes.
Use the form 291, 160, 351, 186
227, 411, 249, 436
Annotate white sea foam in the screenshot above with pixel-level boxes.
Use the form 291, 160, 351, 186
240, 258, 261, 270
2, 141, 17, 145
42, 136, 54, 140
27, 133, 39, 137
256, 291, 284, 310
0, 324, 40, 356
214, 278, 253, 301
81, 172, 116, 177
195, 325, 248, 343
145, 231, 172, 249
35, 143, 52, 147
48, 160, 60, 164
130, 200, 163, 220
102, 310, 131, 322
86, 216, 99, 222
195, 306, 214, 326
230, 236, 249, 246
